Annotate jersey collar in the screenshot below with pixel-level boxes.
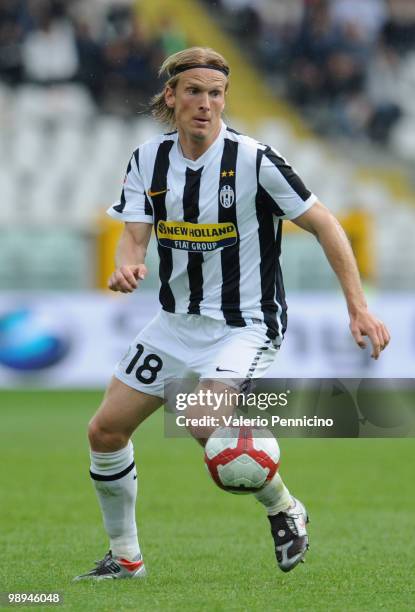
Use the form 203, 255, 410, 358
175, 121, 227, 169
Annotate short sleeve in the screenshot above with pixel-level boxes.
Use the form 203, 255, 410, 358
258, 146, 317, 220
107, 148, 154, 223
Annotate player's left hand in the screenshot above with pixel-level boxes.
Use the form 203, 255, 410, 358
349, 309, 391, 360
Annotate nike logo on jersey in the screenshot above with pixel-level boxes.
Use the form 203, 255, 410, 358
148, 188, 169, 197
216, 367, 238, 373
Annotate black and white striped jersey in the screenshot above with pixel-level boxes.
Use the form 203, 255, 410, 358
108, 122, 317, 341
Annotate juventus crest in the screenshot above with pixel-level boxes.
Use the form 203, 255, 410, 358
219, 184, 235, 208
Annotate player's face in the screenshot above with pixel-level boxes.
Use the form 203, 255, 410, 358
165, 68, 227, 146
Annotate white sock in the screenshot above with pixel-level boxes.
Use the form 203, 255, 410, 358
254, 472, 293, 515
90, 440, 141, 560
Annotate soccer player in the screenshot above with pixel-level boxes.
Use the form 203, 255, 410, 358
74, 47, 390, 580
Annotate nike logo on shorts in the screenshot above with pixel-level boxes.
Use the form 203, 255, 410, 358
216, 367, 238, 373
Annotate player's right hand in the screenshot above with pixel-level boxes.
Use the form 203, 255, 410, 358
108, 264, 147, 293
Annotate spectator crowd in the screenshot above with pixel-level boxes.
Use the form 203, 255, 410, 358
2, 0, 415, 144
0, 0, 187, 115
205, 0, 415, 144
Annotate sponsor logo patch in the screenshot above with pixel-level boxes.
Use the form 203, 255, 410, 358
156, 220, 237, 252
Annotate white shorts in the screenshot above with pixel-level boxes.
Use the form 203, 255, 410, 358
114, 310, 280, 398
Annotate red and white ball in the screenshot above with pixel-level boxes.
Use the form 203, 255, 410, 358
204, 426, 280, 494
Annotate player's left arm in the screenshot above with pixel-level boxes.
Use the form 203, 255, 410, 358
292, 200, 391, 359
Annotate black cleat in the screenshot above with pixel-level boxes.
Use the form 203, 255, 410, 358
73, 550, 146, 581
268, 497, 309, 572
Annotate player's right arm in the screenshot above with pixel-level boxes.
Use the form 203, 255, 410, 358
108, 222, 152, 293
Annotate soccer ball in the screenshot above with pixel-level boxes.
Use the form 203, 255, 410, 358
204, 426, 280, 494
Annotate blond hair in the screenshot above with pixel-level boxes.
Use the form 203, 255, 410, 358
150, 47, 230, 127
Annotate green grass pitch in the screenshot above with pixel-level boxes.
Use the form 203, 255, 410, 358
1, 390, 415, 611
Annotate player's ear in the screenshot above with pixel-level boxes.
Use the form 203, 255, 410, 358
164, 85, 175, 109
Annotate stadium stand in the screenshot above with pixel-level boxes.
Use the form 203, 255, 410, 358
0, 0, 414, 291
203, 0, 415, 151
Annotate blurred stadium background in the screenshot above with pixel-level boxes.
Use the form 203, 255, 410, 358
1, 3, 415, 608
0, 0, 414, 385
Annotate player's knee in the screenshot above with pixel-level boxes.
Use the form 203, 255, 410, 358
88, 417, 128, 451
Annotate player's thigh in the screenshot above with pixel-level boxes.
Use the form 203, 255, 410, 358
184, 378, 238, 446
185, 323, 279, 445
89, 376, 163, 450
